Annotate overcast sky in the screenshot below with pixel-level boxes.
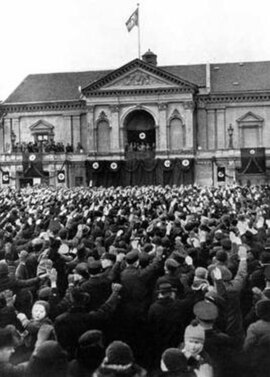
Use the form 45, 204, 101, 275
1, 0, 270, 101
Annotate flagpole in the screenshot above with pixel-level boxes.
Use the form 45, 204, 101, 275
137, 3, 141, 59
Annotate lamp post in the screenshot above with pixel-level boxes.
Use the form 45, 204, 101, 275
10, 130, 16, 152
228, 124, 234, 149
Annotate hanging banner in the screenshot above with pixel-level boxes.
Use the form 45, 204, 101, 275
57, 170, 65, 183
217, 167, 226, 182
2, 172, 10, 184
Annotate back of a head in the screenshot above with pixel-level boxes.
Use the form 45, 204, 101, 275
27, 340, 68, 377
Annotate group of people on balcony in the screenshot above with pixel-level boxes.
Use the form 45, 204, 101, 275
125, 141, 155, 153
12, 140, 84, 154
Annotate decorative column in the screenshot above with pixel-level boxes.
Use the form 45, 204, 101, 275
63, 115, 72, 146
207, 109, 216, 150
184, 101, 195, 149
158, 103, 167, 152
3, 118, 11, 153
216, 108, 226, 149
12, 118, 20, 143
86, 105, 95, 153
72, 115, 81, 150
110, 105, 120, 152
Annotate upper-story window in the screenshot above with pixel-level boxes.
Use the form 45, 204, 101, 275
237, 111, 263, 148
169, 109, 186, 151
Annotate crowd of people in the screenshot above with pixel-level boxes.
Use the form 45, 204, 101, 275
12, 141, 84, 154
0, 183, 270, 377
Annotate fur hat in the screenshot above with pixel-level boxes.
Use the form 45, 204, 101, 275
38, 287, 52, 301
105, 341, 134, 366
75, 262, 89, 279
165, 258, 180, 272
193, 300, 218, 321
161, 348, 188, 372
256, 299, 270, 321
184, 324, 205, 344
125, 250, 139, 264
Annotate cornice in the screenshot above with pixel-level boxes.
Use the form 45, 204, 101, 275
1, 100, 85, 114
84, 87, 195, 97
198, 92, 270, 105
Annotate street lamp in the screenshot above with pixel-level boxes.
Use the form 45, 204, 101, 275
228, 124, 234, 149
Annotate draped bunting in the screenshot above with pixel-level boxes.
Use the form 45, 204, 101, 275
240, 148, 266, 174
86, 158, 194, 187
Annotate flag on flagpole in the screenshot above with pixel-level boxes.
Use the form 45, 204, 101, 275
126, 8, 138, 32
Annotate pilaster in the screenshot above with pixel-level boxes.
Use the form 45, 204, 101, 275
184, 101, 195, 149
110, 105, 120, 152
216, 108, 226, 149
86, 105, 95, 153
72, 115, 81, 149
158, 103, 167, 152
207, 109, 216, 150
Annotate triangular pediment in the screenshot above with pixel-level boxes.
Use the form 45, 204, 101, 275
30, 120, 54, 132
237, 111, 264, 123
82, 59, 197, 95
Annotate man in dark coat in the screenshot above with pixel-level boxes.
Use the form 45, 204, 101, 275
54, 283, 122, 359
148, 282, 189, 367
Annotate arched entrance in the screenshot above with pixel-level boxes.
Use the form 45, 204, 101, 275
124, 110, 155, 159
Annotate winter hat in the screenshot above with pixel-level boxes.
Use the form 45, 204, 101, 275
192, 267, 209, 291
184, 324, 205, 344
75, 262, 89, 279
193, 300, 218, 322
105, 341, 134, 366
125, 250, 139, 264
0, 260, 9, 277
88, 260, 102, 275
79, 330, 103, 348
165, 258, 180, 272
256, 299, 270, 321
194, 267, 208, 280
27, 341, 68, 377
0, 327, 15, 348
38, 287, 52, 301
77, 330, 104, 369
157, 282, 176, 294
161, 348, 188, 372
215, 250, 228, 263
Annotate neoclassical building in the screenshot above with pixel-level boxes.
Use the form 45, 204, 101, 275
1, 50, 270, 187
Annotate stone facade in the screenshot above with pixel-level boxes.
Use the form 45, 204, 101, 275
1, 52, 270, 187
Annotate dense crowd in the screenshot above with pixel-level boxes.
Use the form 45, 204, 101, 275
12, 141, 84, 154
1, 183, 270, 377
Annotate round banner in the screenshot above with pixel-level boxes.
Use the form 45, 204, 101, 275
218, 171, 225, 178
139, 132, 146, 140
2, 173, 9, 182
29, 154, 36, 162
57, 172, 65, 182
182, 159, 190, 167
249, 149, 255, 155
164, 159, 171, 168
110, 162, 118, 171
92, 162, 100, 170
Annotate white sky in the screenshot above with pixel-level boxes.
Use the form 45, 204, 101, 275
1, 0, 270, 101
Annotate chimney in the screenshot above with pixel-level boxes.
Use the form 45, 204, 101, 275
142, 49, 157, 66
